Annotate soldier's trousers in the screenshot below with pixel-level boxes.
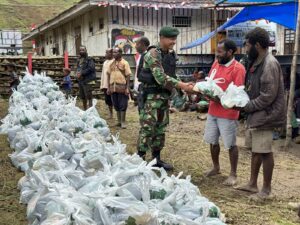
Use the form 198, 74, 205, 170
137, 98, 169, 153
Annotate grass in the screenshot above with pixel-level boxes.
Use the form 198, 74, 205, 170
0, 0, 79, 30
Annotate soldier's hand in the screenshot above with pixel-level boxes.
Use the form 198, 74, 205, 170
178, 82, 195, 93
125, 88, 130, 96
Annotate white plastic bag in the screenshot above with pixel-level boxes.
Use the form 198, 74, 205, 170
221, 82, 249, 109
193, 69, 224, 98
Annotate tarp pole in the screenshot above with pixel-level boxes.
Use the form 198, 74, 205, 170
285, 0, 300, 149
214, 7, 218, 55
64, 51, 69, 69
27, 52, 32, 75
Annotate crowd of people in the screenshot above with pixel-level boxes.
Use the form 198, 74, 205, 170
3, 26, 300, 211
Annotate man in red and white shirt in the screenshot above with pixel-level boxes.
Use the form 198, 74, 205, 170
203, 39, 246, 186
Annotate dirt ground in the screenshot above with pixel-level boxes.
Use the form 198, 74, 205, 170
0, 98, 300, 225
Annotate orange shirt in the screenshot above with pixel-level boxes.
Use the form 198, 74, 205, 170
208, 59, 246, 120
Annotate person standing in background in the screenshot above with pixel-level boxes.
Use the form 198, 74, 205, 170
5, 62, 19, 93
76, 46, 96, 110
61, 68, 72, 98
107, 48, 132, 129
100, 49, 114, 118
135, 37, 150, 112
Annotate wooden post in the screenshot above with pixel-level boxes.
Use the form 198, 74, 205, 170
64, 51, 69, 69
27, 52, 33, 74
285, 1, 300, 149
214, 7, 218, 56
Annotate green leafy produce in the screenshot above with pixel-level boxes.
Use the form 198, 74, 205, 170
74, 127, 83, 134
20, 117, 32, 126
93, 122, 103, 128
209, 206, 219, 218
125, 216, 136, 225
150, 189, 167, 200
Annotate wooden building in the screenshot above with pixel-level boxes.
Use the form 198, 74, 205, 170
23, 0, 237, 56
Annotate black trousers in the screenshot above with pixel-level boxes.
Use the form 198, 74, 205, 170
111, 92, 128, 111
102, 89, 113, 107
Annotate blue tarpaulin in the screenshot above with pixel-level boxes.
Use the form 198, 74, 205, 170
181, 2, 298, 50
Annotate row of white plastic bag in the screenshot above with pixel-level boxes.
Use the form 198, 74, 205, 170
0, 71, 226, 225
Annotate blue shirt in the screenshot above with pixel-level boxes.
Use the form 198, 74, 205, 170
62, 75, 72, 90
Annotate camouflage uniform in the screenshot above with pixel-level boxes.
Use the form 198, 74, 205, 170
137, 45, 179, 154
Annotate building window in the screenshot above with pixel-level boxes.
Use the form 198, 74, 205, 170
89, 21, 94, 35
172, 16, 191, 28
284, 29, 297, 54
99, 18, 104, 30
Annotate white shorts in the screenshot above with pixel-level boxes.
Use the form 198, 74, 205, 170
204, 114, 238, 149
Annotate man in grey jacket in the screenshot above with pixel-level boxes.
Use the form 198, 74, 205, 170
237, 28, 286, 200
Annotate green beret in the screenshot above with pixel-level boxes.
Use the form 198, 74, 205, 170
159, 26, 179, 38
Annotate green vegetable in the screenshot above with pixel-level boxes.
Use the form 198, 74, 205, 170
94, 122, 103, 128
20, 117, 32, 126
150, 189, 167, 200
74, 127, 83, 134
198, 100, 209, 106
209, 206, 219, 218
125, 216, 136, 225
172, 95, 186, 109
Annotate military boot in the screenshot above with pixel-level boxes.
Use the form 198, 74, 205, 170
116, 111, 121, 127
152, 150, 173, 171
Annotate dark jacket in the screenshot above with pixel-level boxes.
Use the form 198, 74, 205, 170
245, 53, 286, 129
77, 56, 96, 84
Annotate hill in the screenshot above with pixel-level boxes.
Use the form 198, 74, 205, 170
0, 0, 80, 32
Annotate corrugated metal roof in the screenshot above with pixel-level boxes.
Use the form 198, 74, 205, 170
91, 0, 215, 8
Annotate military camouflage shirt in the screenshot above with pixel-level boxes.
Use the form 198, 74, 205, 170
143, 44, 180, 99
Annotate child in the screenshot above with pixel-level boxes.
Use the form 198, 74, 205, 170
5, 62, 19, 93
62, 68, 72, 98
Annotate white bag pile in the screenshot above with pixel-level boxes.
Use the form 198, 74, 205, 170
0, 71, 226, 225
193, 69, 224, 98
221, 82, 250, 109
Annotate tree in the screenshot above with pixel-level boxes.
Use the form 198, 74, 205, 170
285, 0, 300, 149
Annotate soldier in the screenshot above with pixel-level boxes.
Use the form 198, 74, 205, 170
136, 27, 194, 170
